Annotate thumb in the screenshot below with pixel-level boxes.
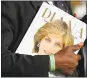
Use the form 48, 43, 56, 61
71, 42, 84, 51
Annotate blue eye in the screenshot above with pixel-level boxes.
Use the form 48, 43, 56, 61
55, 43, 61, 47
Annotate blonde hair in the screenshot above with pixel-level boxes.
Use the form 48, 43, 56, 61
33, 20, 74, 53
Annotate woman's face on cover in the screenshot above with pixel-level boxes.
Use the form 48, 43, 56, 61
37, 34, 64, 55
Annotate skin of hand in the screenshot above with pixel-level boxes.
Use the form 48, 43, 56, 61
54, 42, 83, 75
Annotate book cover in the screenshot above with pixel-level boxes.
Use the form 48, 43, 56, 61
16, 2, 86, 55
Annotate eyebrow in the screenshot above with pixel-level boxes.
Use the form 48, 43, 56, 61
55, 42, 63, 46
46, 37, 63, 44
45, 36, 50, 39
55, 42, 61, 44
46, 37, 50, 38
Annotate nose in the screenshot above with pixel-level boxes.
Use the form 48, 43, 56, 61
44, 44, 55, 55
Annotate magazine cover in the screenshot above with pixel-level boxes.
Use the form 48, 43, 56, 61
16, 2, 86, 55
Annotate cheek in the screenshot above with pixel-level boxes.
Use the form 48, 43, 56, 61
39, 40, 47, 49
52, 47, 63, 54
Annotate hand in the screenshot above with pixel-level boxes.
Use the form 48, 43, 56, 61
54, 42, 83, 75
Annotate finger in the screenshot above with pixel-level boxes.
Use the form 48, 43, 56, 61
64, 68, 74, 75
60, 66, 75, 74
71, 42, 84, 51
75, 54, 81, 61
65, 70, 73, 75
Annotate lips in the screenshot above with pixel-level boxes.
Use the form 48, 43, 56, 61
44, 50, 51, 55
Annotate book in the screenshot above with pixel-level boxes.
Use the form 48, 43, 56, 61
16, 2, 86, 55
